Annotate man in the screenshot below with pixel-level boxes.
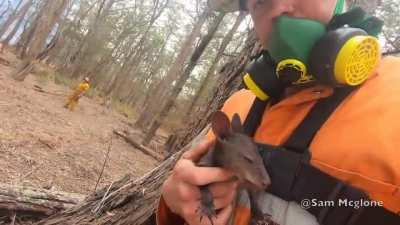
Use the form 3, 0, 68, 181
157, 0, 400, 225
64, 77, 90, 111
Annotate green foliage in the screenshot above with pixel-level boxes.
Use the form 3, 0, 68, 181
84, 87, 98, 99
54, 72, 74, 88
33, 64, 56, 86
35, 71, 51, 86
112, 99, 136, 119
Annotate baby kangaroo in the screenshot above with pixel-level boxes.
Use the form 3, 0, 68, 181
196, 111, 271, 225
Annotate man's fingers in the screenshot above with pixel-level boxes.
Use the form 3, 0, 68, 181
214, 204, 233, 225
182, 139, 215, 161
176, 181, 200, 201
185, 203, 233, 225
213, 192, 237, 210
175, 160, 235, 186
207, 180, 238, 198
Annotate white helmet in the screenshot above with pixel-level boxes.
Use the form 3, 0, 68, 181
208, 0, 245, 12
84, 77, 90, 82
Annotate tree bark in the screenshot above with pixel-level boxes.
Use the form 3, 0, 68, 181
142, 12, 225, 145
0, 183, 84, 223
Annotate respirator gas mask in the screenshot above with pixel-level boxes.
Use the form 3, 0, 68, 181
243, 1, 384, 101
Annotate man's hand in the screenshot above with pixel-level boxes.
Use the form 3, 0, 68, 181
161, 139, 238, 225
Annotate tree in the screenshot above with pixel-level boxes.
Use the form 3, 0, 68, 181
134, 6, 211, 130
0, 0, 30, 38
11, 0, 70, 81
184, 11, 246, 118
142, 12, 226, 145
68, 0, 118, 79
2, 0, 34, 45
33, 30, 260, 225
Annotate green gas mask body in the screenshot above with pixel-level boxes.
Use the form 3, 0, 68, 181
243, 6, 383, 102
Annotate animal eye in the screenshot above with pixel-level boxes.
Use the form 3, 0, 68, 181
243, 155, 254, 163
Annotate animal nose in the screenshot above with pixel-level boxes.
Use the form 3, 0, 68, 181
262, 180, 270, 188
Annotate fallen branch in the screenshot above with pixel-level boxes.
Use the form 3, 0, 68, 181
0, 183, 84, 222
113, 130, 164, 161
38, 138, 55, 150
36, 127, 209, 225
33, 85, 66, 96
19, 162, 44, 181
0, 57, 10, 66
93, 136, 113, 192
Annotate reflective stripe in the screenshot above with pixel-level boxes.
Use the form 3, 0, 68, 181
243, 73, 269, 101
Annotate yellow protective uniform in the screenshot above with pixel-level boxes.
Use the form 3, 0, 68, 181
64, 81, 90, 111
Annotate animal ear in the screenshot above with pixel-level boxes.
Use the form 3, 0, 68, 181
231, 113, 244, 133
211, 111, 231, 138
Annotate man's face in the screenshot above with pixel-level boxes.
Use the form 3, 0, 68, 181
247, 0, 337, 47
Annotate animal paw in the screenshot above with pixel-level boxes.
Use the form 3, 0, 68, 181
250, 213, 279, 225
196, 203, 217, 225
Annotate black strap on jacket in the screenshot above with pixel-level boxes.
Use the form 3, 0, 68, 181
244, 88, 400, 225
283, 87, 354, 152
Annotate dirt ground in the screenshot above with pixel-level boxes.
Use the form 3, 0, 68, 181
0, 49, 166, 195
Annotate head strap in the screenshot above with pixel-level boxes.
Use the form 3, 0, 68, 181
334, 0, 346, 15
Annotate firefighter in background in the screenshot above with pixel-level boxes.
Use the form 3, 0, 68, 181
64, 77, 90, 111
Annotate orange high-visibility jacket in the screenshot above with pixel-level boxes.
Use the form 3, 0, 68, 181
75, 81, 90, 96
157, 56, 400, 225
69, 81, 90, 100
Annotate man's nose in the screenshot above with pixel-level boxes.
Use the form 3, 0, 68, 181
269, 0, 296, 18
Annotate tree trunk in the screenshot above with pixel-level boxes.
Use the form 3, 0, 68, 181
11, 0, 70, 81
127, 30, 173, 107
2, 0, 34, 45
184, 12, 246, 118
0, 0, 32, 38
142, 12, 225, 145
14, 10, 35, 54
168, 31, 261, 153
0, 183, 84, 223
69, 0, 117, 79
0, 0, 12, 20
113, 130, 164, 161
135, 9, 210, 130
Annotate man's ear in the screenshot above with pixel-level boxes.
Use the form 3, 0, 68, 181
231, 113, 244, 133
211, 111, 231, 138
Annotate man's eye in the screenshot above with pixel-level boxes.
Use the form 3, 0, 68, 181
255, 0, 267, 6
